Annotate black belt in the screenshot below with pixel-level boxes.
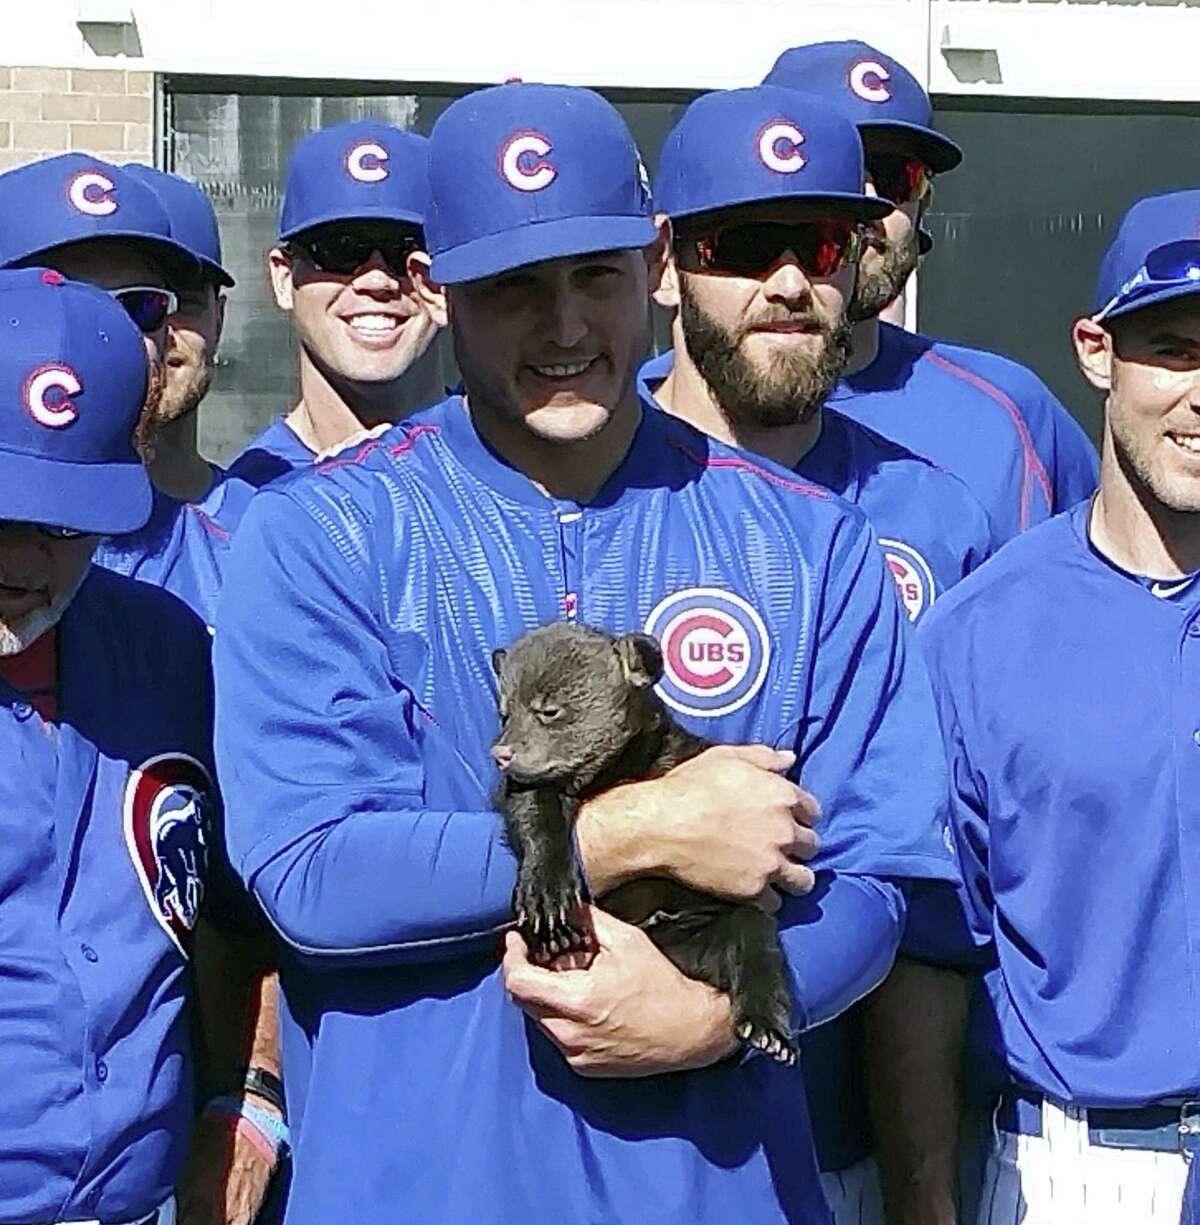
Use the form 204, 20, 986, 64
998, 1088, 1200, 1154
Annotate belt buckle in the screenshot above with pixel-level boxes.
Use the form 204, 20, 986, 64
1179, 1101, 1200, 1157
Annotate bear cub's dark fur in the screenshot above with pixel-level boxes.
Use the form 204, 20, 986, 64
491, 620, 795, 1064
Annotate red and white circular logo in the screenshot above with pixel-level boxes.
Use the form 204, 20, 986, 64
24, 364, 82, 429
848, 59, 892, 104
123, 753, 213, 957
880, 539, 936, 622
644, 588, 771, 717
757, 120, 807, 175
500, 131, 557, 192
67, 169, 118, 216
346, 141, 390, 183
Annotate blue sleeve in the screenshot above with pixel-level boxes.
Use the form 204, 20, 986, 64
779, 872, 907, 1031
213, 488, 517, 970
907, 607, 995, 966
1018, 368, 1099, 511
793, 513, 957, 885
1182, 1150, 1200, 1225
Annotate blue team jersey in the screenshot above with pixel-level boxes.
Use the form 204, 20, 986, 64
1183, 1157, 1200, 1225
919, 501, 1200, 1106
640, 352, 999, 624
0, 568, 218, 1224
94, 472, 255, 627
642, 351, 992, 1170
226, 414, 314, 488
214, 394, 957, 1225
830, 323, 1099, 543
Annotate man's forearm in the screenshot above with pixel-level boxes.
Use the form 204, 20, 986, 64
863, 958, 970, 1225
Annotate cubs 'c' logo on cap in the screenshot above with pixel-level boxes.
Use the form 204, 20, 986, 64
24, 364, 82, 429
757, 120, 806, 175
645, 588, 771, 717
67, 169, 118, 217
500, 131, 557, 192
124, 753, 213, 957
848, 59, 892, 104
880, 539, 936, 622
346, 141, 390, 183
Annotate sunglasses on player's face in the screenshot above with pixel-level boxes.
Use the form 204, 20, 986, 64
865, 153, 933, 207
288, 223, 424, 278
0, 521, 88, 541
675, 218, 864, 280
107, 286, 178, 334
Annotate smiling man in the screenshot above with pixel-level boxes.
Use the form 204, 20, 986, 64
213, 81, 958, 1224
909, 190, 1200, 1225
228, 120, 441, 486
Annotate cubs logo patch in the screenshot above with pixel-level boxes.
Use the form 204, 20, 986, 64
645, 588, 770, 717
500, 131, 557, 192
757, 120, 806, 175
24, 364, 82, 429
346, 141, 389, 183
67, 169, 118, 217
123, 753, 213, 956
880, 538, 936, 622
848, 59, 892, 104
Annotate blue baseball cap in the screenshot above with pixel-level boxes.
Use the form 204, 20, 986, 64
0, 267, 152, 535
123, 164, 235, 288
764, 41, 962, 174
279, 120, 428, 240
1094, 191, 1200, 322
425, 82, 657, 285
655, 86, 890, 223
0, 153, 200, 286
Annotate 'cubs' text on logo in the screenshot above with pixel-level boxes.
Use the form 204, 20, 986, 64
500, 131, 557, 192
24, 364, 82, 429
346, 141, 390, 183
880, 539, 936, 622
67, 169, 118, 217
848, 59, 892, 104
644, 587, 771, 717
124, 753, 213, 957
757, 121, 806, 175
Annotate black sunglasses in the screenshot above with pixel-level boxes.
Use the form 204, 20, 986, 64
865, 153, 933, 206
676, 219, 863, 280
288, 223, 424, 277
0, 521, 89, 540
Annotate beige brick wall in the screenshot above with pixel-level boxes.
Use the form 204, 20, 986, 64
0, 66, 154, 172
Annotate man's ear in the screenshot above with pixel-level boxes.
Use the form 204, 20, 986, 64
1073, 315, 1115, 392
615, 633, 663, 688
650, 214, 680, 310
214, 290, 228, 346
491, 648, 507, 678
267, 245, 295, 311
408, 250, 448, 328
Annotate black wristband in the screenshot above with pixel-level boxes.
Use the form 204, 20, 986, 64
239, 1066, 286, 1119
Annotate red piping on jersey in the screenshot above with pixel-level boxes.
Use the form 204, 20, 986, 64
188, 504, 230, 541
922, 350, 1053, 532
388, 424, 441, 457
668, 439, 830, 498
315, 438, 386, 474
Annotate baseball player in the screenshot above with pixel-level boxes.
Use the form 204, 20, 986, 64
0, 268, 276, 1225
213, 82, 959, 1224
913, 189, 1200, 1224
227, 120, 441, 486
764, 41, 1100, 542
642, 84, 994, 1222
0, 154, 243, 625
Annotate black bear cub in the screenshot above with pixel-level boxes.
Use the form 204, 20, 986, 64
491, 620, 795, 1064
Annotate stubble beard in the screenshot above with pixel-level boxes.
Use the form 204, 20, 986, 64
849, 228, 920, 323
679, 278, 852, 432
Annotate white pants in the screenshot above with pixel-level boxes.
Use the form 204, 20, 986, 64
821, 1156, 884, 1225
978, 1097, 1189, 1225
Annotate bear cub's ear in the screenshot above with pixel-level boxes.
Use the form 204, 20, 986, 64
615, 633, 663, 688
491, 648, 507, 677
